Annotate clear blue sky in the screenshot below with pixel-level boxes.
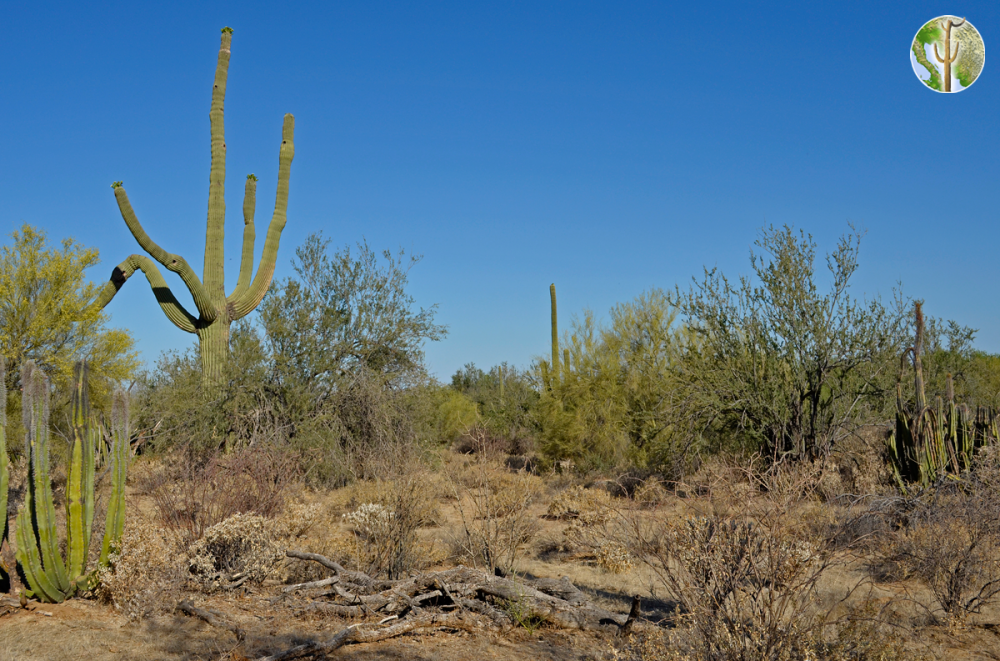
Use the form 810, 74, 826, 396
1, 2, 998, 381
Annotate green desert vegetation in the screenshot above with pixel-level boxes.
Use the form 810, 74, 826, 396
7, 26, 1000, 661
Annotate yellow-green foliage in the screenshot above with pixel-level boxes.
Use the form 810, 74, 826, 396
0, 224, 138, 424
537, 289, 688, 470
408, 383, 479, 445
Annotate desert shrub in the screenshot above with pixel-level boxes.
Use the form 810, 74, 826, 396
874, 447, 1000, 618
406, 382, 480, 447
96, 517, 184, 621
594, 541, 634, 574
672, 225, 908, 461
449, 436, 541, 575
450, 362, 540, 454
546, 484, 612, 521
340, 474, 440, 578
144, 446, 299, 548
623, 477, 859, 661
188, 513, 285, 591
537, 290, 693, 473
610, 605, 916, 661
272, 500, 322, 540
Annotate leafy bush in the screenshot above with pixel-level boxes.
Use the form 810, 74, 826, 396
450, 362, 539, 454
671, 225, 908, 460
536, 289, 691, 473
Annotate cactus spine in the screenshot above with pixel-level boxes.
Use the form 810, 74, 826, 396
92, 28, 295, 390
886, 302, 999, 490
934, 17, 966, 92
14, 360, 129, 603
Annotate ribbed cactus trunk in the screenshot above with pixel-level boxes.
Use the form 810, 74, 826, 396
550, 284, 560, 384
92, 28, 295, 391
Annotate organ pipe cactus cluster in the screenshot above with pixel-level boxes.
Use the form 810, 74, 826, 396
13, 360, 129, 603
92, 27, 295, 389
886, 302, 1000, 490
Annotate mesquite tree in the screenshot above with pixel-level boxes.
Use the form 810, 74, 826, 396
92, 27, 294, 388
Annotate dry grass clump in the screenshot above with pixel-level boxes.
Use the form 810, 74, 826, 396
546, 484, 612, 522
271, 500, 322, 539
594, 540, 634, 574
187, 513, 285, 592
96, 517, 184, 621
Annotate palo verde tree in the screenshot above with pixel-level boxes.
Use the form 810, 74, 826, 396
91, 27, 295, 388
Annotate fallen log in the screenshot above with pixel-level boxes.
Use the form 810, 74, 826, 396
285, 550, 631, 632
177, 599, 246, 641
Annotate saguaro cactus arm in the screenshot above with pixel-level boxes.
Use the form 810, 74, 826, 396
110, 184, 217, 323
92, 254, 199, 333
230, 174, 258, 302
228, 114, 296, 319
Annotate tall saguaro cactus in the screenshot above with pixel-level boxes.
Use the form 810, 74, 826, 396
92, 27, 295, 388
934, 17, 966, 92
549, 284, 560, 387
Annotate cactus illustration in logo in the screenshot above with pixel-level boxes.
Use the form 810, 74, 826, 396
911, 16, 985, 92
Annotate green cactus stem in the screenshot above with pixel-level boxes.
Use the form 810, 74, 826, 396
14, 361, 129, 602
99, 390, 129, 568
886, 302, 1000, 490
550, 284, 560, 388
16, 361, 70, 602
91, 28, 295, 390
934, 17, 966, 92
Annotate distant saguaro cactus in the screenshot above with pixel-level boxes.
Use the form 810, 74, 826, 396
934, 17, 966, 91
92, 27, 295, 389
550, 283, 560, 384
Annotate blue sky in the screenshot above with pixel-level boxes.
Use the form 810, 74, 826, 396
1, 2, 998, 381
